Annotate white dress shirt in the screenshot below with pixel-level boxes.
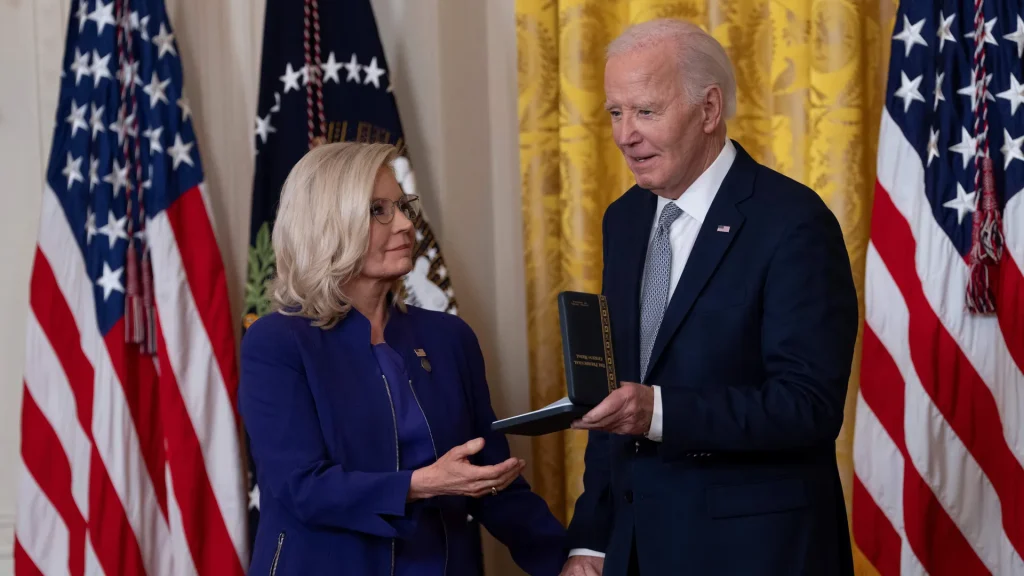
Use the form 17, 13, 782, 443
569, 140, 737, 560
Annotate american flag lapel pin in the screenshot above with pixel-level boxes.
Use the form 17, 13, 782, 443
717, 225, 731, 233
414, 348, 431, 372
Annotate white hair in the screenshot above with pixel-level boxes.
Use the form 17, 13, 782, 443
606, 19, 737, 119
271, 141, 404, 329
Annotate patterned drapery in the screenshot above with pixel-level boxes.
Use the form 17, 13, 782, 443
516, 1, 896, 573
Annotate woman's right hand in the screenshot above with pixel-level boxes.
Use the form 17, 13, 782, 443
408, 438, 525, 500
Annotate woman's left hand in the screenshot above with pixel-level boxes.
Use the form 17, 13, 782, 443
408, 438, 524, 500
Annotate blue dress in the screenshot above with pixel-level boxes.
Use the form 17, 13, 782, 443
239, 307, 569, 575
372, 342, 446, 576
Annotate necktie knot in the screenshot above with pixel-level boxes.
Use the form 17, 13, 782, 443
659, 203, 683, 231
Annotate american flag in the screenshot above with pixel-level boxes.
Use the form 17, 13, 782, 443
15, 1, 246, 575
853, 1, 1024, 574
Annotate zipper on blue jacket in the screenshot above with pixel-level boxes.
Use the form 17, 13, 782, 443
270, 531, 284, 576
407, 378, 449, 576
381, 374, 400, 576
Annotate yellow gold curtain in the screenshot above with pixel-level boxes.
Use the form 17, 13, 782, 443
516, 1, 896, 573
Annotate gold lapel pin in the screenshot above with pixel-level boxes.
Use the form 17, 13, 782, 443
413, 349, 431, 372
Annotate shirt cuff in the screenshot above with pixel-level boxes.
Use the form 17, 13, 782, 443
645, 385, 663, 442
568, 548, 606, 558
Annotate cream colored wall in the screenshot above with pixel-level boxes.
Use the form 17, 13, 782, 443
0, 1, 533, 574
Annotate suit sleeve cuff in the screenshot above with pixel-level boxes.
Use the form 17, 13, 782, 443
645, 385, 663, 442
569, 548, 606, 558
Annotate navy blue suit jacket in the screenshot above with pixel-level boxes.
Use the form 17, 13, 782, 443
239, 306, 568, 575
567, 142, 859, 575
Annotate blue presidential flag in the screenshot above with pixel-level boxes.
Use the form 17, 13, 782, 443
243, 0, 458, 332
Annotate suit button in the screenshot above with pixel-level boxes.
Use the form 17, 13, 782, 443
624, 490, 633, 503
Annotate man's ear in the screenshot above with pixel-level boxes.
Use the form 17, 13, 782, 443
702, 85, 723, 134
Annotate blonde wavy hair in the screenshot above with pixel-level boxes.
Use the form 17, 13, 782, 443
270, 141, 406, 328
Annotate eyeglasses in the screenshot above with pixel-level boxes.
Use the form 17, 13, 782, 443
370, 195, 421, 225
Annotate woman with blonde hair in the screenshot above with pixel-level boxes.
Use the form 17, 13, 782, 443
239, 142, 567, 575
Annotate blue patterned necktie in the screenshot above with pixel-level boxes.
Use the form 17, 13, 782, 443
639, 203, 683, 380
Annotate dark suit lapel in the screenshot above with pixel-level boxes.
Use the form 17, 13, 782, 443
383, 311, 434, 394
643, 143, 756, 382
619, 190, 658, 383
384, 311, 460, 454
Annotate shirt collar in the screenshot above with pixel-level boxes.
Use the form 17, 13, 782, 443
656, 139, 737, 225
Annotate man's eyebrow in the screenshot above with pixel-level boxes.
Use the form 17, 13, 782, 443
604, 100, 658, 111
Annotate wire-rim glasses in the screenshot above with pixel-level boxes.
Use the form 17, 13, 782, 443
370, 195, 421, 225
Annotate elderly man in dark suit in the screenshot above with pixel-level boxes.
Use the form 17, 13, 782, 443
558, 18, 860, 576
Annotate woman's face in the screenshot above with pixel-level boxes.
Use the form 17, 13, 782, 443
361, 168, 415, 281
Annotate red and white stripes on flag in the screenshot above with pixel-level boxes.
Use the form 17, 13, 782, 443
18, 183, 248, 576
853, 111, 1024, 574
853, 2, 1024, 573
15, 0, 247, 574
17, 182, 248, 576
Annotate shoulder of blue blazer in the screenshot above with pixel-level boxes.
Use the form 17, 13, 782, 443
241, 304, 476, 343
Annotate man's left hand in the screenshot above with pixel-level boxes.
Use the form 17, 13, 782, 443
571, 382, 653, 436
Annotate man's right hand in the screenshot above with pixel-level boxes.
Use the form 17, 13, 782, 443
560, 555, 604, 576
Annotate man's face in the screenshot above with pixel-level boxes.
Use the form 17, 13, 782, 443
604, 45, 709, 197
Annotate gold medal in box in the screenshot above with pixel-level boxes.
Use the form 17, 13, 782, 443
491, 291, 617, 436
